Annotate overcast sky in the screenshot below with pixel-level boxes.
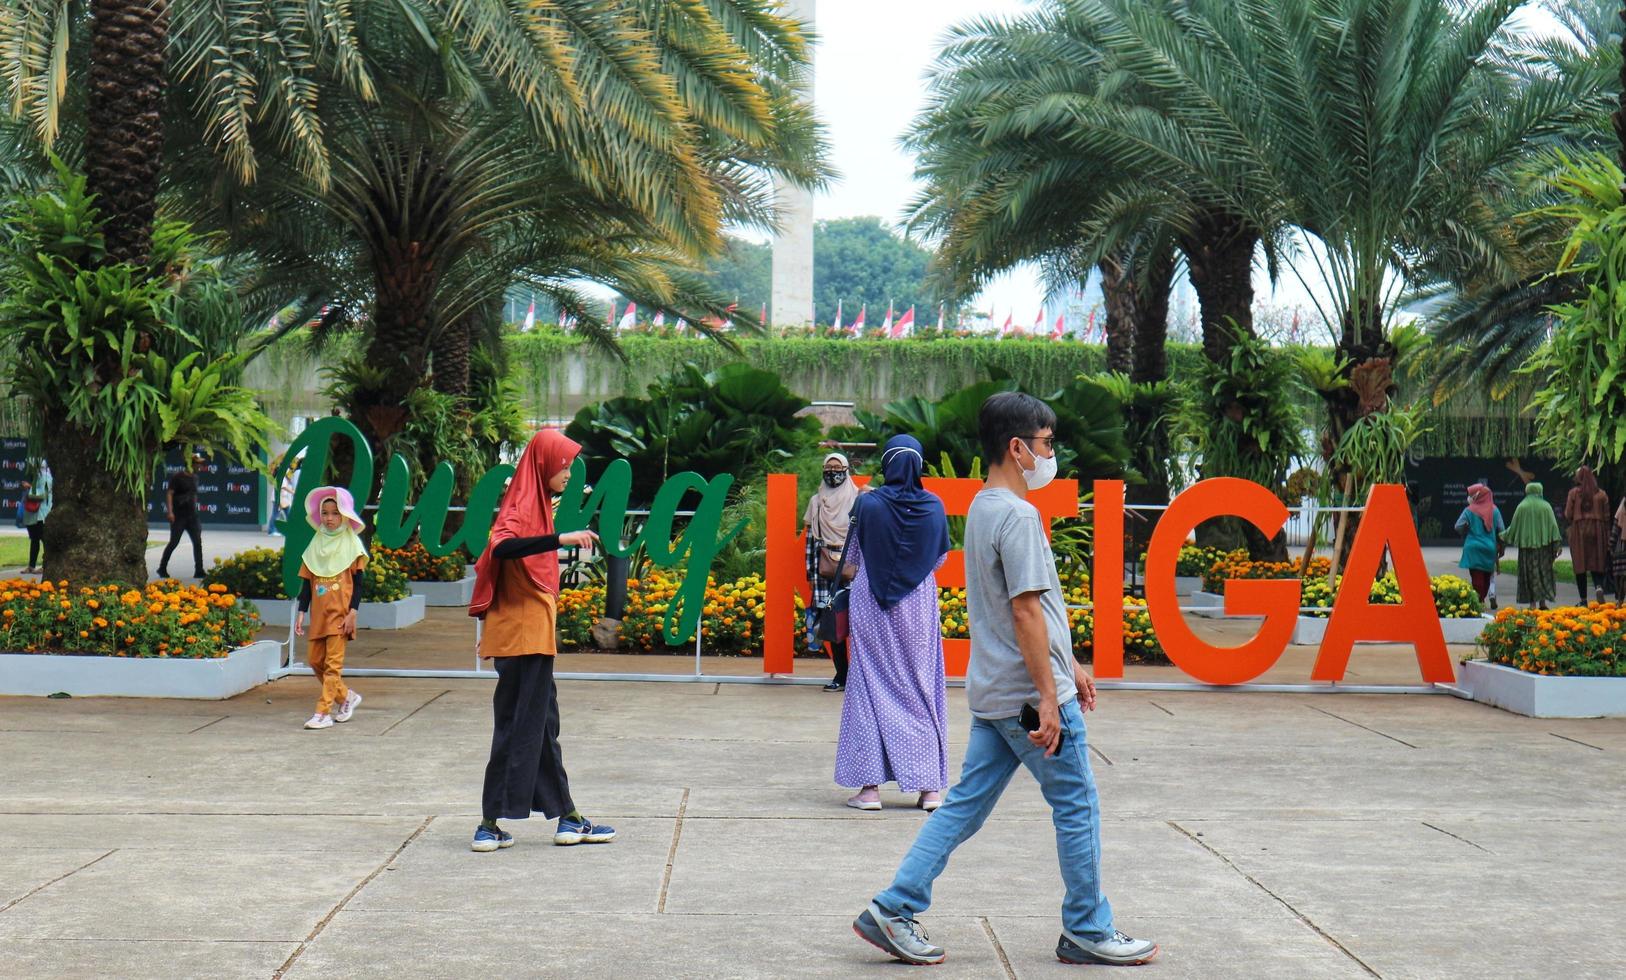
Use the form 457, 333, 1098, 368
809, 0, 1041, 320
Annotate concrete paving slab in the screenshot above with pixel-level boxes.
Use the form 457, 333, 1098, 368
349, 816, 674, 913
0, 847, 391, 942
665, 816, 1281, 921
1, 668, 1623, 977
0, 849, 115, 910
286, 910, 1007, 979
986, 913, 1372, 979
0, 938, 297, 980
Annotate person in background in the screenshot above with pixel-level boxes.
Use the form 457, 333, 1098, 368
1564, 466, 1611, 602
157, 451, 207, 579
19, 458, 51, 575
294, 488, 368, 730
836, 434, 951, 813
467, 429, 610, 853
803, 451, 859, 691
1611, 497, 1626, 603
269, 456, 298, 536
1503, 482, 1563, 610
1454, 484, 1504, 604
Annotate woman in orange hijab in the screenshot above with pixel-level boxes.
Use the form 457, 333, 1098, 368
467, 429, 609, 853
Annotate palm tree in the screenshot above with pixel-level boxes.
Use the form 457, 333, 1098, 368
905, 2, 1283, 370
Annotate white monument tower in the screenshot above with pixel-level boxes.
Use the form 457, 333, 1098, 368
771, 0, 816, 330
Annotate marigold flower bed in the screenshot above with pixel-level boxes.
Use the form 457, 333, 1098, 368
1477, 604, 1626, 677
0, 579, 260, 659
557, 572, 803, 654
374, 542, 467, 583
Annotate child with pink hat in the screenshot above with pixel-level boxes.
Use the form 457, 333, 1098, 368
295, 487, 369, 730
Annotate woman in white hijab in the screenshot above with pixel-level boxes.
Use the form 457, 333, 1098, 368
803, 452, 860, 691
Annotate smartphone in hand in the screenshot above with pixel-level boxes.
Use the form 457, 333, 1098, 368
1019, 702, 1064, 751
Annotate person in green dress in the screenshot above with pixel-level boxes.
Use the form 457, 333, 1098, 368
1502, 482, 1563, 609
1454, 484, 1504, 605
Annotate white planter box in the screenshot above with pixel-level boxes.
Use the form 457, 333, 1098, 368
410, 575, 475, 607
1459, 659, 1626, 718
1187, 590, 1226, 617
1174, 576, 1201, 597
250, 595, 425, 630
0, 640, 281, 699
1292, 614, 1489, 647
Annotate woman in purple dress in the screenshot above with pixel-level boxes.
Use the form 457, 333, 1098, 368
837, 434, 951, 812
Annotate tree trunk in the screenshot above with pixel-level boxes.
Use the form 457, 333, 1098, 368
42, 421, 150, 584
87, 0, 168, 266
1129, 243, 1175, 385
1181, 209, 1258, 364
1098, 257, 1136, 375
431, 312, 474, 400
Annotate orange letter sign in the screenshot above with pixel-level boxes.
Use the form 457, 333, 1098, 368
1145, 478, 1299, 684
1313, 484, 1454, 684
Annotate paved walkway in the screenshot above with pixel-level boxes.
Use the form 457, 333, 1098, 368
3, 665, 1623, 978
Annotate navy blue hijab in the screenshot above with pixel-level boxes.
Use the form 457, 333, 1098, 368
856, 435, 951, 609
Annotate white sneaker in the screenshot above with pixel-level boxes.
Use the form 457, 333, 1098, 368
333, 690, 362, 723
1057, 929, 1159, 966
304, 713, 333, 730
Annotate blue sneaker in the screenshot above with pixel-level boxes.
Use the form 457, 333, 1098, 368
471, 824, 513, 852
554, 815, 616, 845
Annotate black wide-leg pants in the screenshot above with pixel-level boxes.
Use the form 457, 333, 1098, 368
482, 653, 574, 821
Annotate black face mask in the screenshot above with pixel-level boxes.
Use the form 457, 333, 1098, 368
823, 471, 848, 488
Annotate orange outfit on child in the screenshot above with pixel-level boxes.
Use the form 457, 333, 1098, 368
301, 557, 365, 714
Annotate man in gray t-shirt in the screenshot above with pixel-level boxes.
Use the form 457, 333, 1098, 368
856, 392, 1157, 969
964, 485, 1078, 718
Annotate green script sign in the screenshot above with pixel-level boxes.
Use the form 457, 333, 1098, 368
274, 417, 742, 643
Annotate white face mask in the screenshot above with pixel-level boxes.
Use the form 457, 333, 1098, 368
1018, 439, 1058, 490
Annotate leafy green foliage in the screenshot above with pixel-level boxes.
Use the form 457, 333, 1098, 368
566, 362, 822, 506
1526, 152, 1626, 475
0, 158, 274, 494
1183, 326, 1304, 491
1331, 405, 1432, 500
842, 372, 1132, 485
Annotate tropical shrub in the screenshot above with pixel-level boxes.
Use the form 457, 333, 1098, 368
1526, 154, 1626, 476
1478, 604, 1626, 677
375, 542, 466, 582
840, 372, 1131, 483
204, 547, 411, 603
0, 579, 259, 658
566, 362, 822, 505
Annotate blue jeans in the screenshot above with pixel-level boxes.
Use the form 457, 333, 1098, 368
873, 697, 1114, 941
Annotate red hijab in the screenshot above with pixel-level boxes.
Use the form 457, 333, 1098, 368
469, 429, 580, 617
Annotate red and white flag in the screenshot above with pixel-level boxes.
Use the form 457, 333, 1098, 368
833, 300, 843, 333
891, 305, 914, 338
936, 304, 945, 332
617, 301, 638, 332
653, 310, 665, 328
852, 304, 866, 334
1051, 312, 1065, 339
881, 303, 893, 335
1087, 309, 1097, 340
760, 303, 768, 327
1033, 307, 1045, 335
522, 301, 535, 332
999, 312, 1013, 337
557, 307, 568, 328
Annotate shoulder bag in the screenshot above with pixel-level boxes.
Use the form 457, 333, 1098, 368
815, 508, 860, 644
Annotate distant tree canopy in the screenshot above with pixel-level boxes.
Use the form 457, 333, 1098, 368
699, 216, 950, 325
